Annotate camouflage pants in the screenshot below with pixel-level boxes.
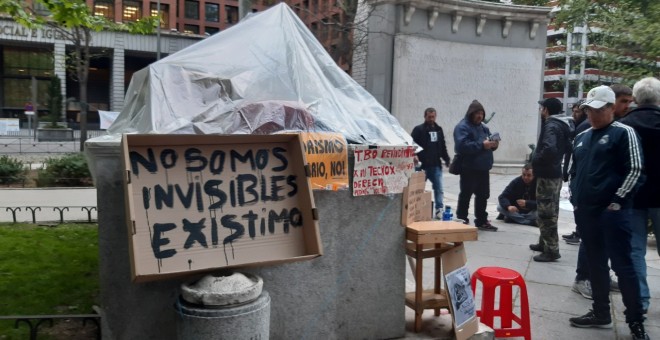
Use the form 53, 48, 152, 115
536, 178, 562, 254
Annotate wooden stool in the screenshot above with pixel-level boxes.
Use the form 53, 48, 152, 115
405, 221, 477, 332
471, 266, 531, 340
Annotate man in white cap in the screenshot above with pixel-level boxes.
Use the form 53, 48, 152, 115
568, 85, 648, 340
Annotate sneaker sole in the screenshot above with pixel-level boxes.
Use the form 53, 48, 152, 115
571, 287, 593, 300
565, 240, 581, 245
570, 321, 612, 329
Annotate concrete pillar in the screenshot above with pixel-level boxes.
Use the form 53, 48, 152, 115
86, 139, 405, 339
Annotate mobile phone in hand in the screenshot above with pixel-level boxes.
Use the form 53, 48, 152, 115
489, 132, 501, 141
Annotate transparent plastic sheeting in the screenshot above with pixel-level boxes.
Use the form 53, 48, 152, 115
105, 3, 413, 147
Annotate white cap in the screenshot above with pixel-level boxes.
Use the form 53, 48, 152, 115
580, 85, 616, 109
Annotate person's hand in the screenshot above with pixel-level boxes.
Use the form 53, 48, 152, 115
516, 199, 526, 208
483, 140, 498, 150
507, 206, 519, 213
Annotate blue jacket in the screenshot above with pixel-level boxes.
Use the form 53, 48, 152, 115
453, 119, 494, 172
569, 121, 644, 212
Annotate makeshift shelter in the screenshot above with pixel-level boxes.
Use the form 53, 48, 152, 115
108, 3, 413, 146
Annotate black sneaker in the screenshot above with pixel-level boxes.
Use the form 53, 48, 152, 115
529, 243, 544, 252
565, 234, 581, 245
629, 321, 650, 340
533, 252, 561, 262
562, 231, 578, 240
569, 310, 612, 328
477, 221, 498, 232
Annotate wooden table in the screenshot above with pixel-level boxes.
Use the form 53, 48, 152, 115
404, 221, 477, 332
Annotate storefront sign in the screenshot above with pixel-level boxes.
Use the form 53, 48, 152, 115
0, 21, 66, 41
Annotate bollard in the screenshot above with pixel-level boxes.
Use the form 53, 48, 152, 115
175, 272, 270, 340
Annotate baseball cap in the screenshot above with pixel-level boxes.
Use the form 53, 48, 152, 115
537, 98, 563, 115
580, 85, 615, 109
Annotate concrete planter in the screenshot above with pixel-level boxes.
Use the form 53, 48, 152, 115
37, 128, 74, 142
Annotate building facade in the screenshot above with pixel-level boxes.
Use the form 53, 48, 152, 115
0, 0, 350, 128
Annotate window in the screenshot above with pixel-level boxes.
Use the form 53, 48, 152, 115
94, 0, 114, 19
225, 5, 238, 24
123, 1, 142, 22
184, 24, 199, 34
569, 57, 582, 75
2, 47, 53, 108
571, 33, 583, 51
205, 27, 220, 35
150, 3, 170, 28
185, 1, 199, 20
205, 3, 219, 22
568, 80, 580, 97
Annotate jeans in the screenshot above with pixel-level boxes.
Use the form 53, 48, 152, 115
457, 169, 490, 226
629, 208, 660, 311
422, 165, 443, 213
496, 204, 537, 226
576, 207, 644, 323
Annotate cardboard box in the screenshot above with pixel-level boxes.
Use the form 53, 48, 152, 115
121, 134, 322, 282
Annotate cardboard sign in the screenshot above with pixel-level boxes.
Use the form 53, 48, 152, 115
401, 171, 432, 226
121, 134, 322, 282
300, 132, 349, 190
352, 145, 415, 196
443, 245, 479, 340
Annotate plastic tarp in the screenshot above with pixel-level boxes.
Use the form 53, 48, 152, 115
105, 3, 412, 146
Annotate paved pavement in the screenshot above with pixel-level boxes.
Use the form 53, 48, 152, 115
402, 171, 660, 339
1, 171, 658, 339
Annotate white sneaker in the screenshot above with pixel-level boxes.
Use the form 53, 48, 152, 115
572, 280, 593, 300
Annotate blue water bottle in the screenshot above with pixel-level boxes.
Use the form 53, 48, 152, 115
442, 206, 453, 221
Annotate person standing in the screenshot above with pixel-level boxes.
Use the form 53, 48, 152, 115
619, 77, 660, 314
453, 100, 498, 231
610, 84, 634, 119
568, 85, 648, 340
529, 98, 574, 262
411, 107, 451, 217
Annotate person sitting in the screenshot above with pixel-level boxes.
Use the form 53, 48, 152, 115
496, 164, 537, 226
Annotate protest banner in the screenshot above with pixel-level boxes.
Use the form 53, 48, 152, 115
300, 132, 348, 190
122, 134, 322, 282
352, 145, 415, 196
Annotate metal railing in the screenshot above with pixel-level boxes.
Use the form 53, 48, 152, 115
1, 206, 97, 224
0, 129, 107, 154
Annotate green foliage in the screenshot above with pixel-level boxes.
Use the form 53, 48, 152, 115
36, 153, 92, 187
0, 223, 99, 338
47, 75, 64, 128
0, 155, 27, 185
555, 0, 660, 83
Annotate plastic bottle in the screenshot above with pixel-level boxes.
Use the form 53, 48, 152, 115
442, 206, 453, 221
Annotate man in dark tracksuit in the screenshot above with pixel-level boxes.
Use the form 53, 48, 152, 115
411, 107, 451, 217
568, 85, 648, 340
530, 98, 574, 262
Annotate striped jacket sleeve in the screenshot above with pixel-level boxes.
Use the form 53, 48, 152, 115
612, 122, 644, 204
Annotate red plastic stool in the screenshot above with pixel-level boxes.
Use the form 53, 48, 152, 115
471, 267, 531, 340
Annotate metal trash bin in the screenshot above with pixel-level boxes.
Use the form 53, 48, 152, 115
175, 273, 270, 340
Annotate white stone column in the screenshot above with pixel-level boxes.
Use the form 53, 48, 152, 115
111, 35, 125, 112
54, 41, 67, 120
